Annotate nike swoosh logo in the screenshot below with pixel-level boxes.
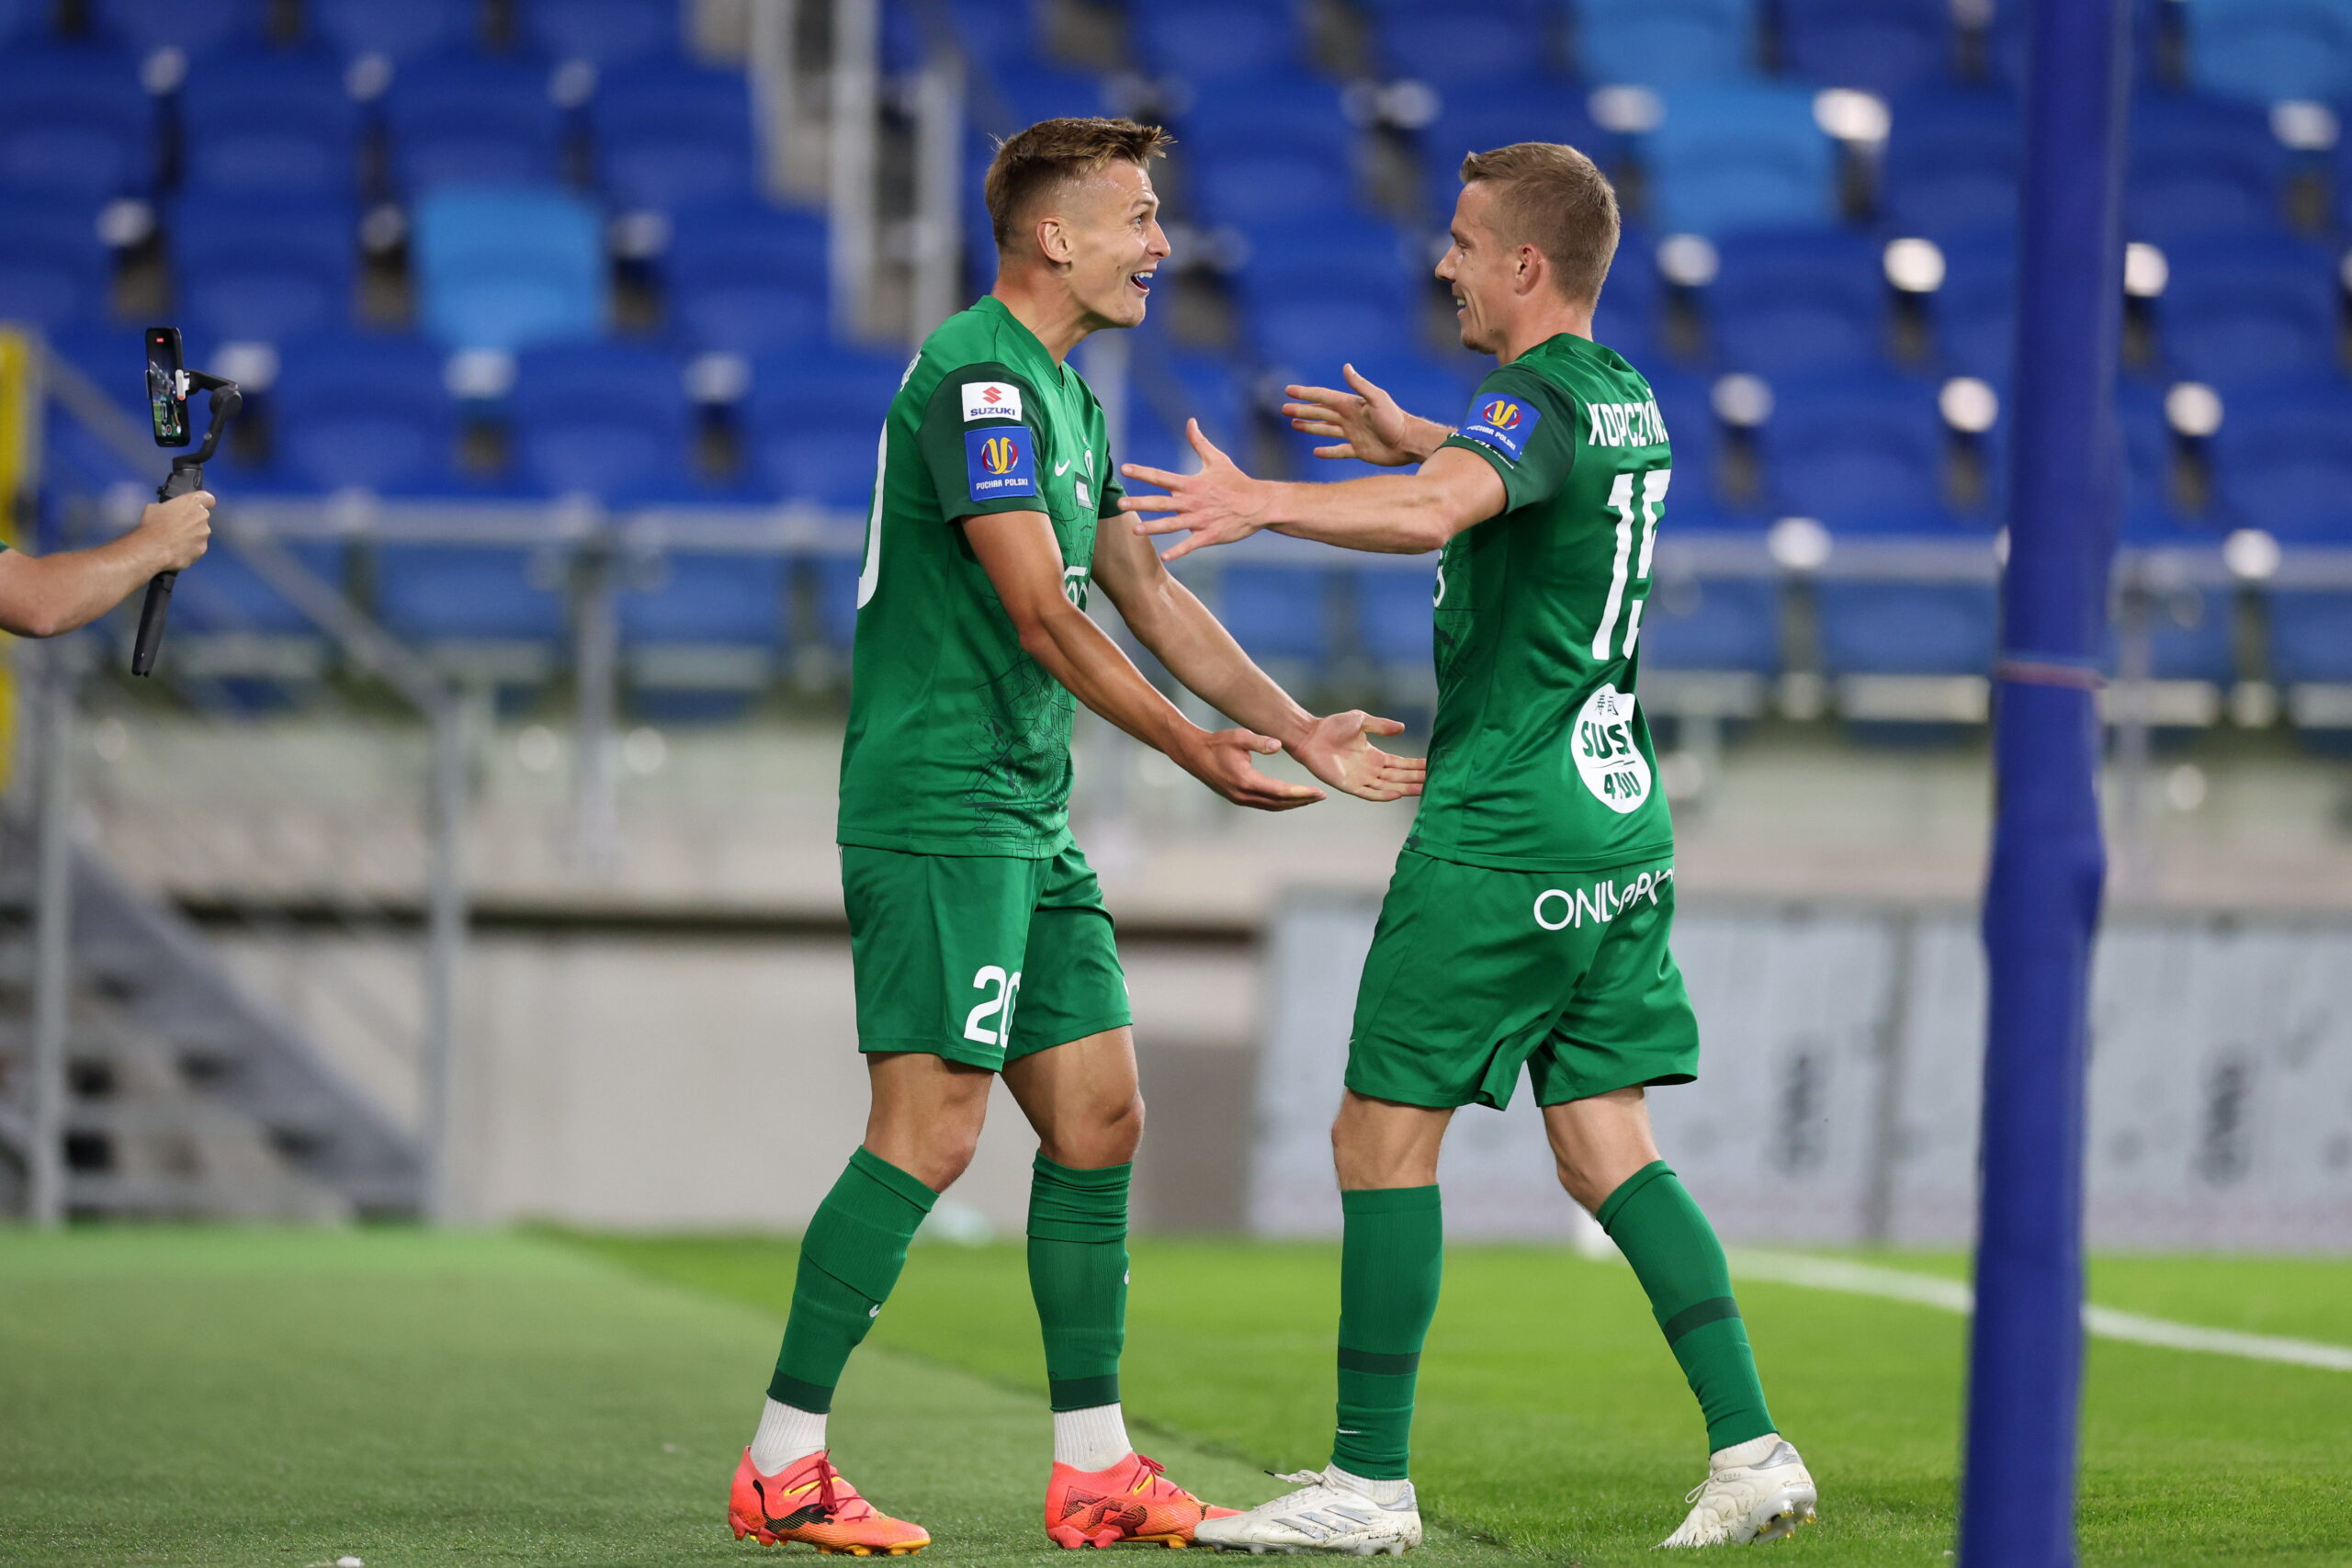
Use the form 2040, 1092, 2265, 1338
1054, 459, 1073, 475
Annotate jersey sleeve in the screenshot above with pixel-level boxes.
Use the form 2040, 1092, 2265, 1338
1438, 367, 1577, 511
916, 361, 1050, 523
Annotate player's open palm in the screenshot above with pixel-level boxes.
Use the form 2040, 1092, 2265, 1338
1283, 364, 1419, 466
1119, 422, 1268, 561
1183, 727, 1327, 812
1289, 710, 1427, 802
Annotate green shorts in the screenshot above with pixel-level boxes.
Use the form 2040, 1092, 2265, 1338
1347, 851, 1699, 1111
842, 843, 1132, 1072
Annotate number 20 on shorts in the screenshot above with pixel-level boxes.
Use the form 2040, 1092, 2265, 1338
963, 964, 1023, 1046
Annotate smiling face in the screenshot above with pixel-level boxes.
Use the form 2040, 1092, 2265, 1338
1046, 158, 1171, 331
1435, 181, 1527, 356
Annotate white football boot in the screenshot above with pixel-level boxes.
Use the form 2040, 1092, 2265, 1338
1658, 1436, 1818, 1547
1193, 1466, 1422, 1556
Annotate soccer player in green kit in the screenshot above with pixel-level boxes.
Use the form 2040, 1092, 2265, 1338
726, 118, 1426, 1555
1122, 143, 1818, 1551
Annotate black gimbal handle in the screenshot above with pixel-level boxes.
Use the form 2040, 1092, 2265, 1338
132, 378, 240, 677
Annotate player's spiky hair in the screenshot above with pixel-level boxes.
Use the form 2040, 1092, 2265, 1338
985, 117, 1173, 253
1458, 141, 1621, 305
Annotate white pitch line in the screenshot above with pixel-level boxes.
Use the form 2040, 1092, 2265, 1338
1722, 1249, 2352, 1373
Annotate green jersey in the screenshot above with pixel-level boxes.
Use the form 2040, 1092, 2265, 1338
1406, 332, 1676, 873
835, 295, 1121, 859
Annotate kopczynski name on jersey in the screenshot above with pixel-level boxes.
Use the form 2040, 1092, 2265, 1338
1586, 399, 1667, 449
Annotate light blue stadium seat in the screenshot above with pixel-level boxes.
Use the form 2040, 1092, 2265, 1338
1216, 563, 1339, 663
662, 200, 830, 355
1815, 581, 1996, 675
1645, 85, 1836, 235
1882, 90, 2018, 237
386, 52, 565, 189
509, 341, 696, 502
180, 48, 359, 197
522, 0, 680, 67
174, 196, 357, 341
1705, 226, 1889, 375
90, 0, 265, 55
1575, 0, 1755, 86
0, 199, 107, 331
2158, 236, 2341, 386
2187, 0, 2352, 106
1640, 577, 1781, 671
592, 58, 760, 212
413, 184, 605, 351
1137, 0, 1306, 83
1760, 373, 1951, 526
0, 43, 150, 201
2125, 93, 2288, 243
271, 333, 463, 492
309, 0, 476, 63
2209, 377, 2352, 537
1777, 0, 1952, 95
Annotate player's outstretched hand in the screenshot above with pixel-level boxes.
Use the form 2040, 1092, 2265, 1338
1287, 710, 1427, 802
1283, 364, 1423, 467
1179, 726, 1327, 812
1120, 421, 1269, 562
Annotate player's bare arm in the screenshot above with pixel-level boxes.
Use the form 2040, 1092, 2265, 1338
963, 506, 1325, 811
1088, 513, 1424, 802
1118, 421, 1506, 561
1281, 364, 1453, 468
0, 490, 214, 638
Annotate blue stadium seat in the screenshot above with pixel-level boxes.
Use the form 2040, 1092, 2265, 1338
2115, 378, 2177, 516
1705, 226, 1888, 375
1190, 146, 1361, 225
1377, 6, 1560, 87
308, 0, 476, 63
748, 347, 907, 430
2187, 0, 2352, 106
386, 53, 565, 189
1759, 374, 1951, 525
619, 552, 790, 647
1815, 581, 1996, 674
2156, 236, 2341, 386
0, 43, 151, 201
509, 341, 695, 500
1238, 212, 1417, 311
988, 63, 1114, 127
1575, 0, 1755, 85
180, 48, 359, 197
2120, 584, 2237, 683
1216, 563, 1338, 663
2209, 377, 2352, 537
1777, 0, 1952, 96
0, 199, 107, 331
2269, 591, 2352, 683
271, 333, 462, 492
173, 539, 348, 637
811, 555, 861, 649
1984, 0, 2164, 89
1639, 577, 1781, 671
662, 200, 830, 355
1418, 84, 1611, 213
1929, 226, 2016, 381
372, 543, 571, 649
1356, 566, 1437, 668
413, 184, 605, 351
755, 413, 883, 510
1644, 85, 1836, 234
2125, 93, 2287, 243
522, 0, 680, 67
1136, 0, 1306, 83
1246, 288, 1430, 382
943, 0, 1044, 68
1184, 77, 1357, 167
1641, 367, 1724, 503
1882, 90, 2018, 237
173, 197, 357, 341
592, 58, 761, 211
91, 0, 266, 55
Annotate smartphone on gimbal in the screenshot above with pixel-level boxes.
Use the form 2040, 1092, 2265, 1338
147, 326, 190, 448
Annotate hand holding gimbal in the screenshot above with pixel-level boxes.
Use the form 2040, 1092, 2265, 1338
135, 326, 242, 676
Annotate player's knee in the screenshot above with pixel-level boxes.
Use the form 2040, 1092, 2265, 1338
1044, 1091, 1143, 1168
1552, 1149, 1611, 1214
902, 1130, 980, 1191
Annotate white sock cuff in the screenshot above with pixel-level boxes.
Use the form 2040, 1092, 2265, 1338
751, 1397, 828, 1474
1327, 1462, 1413, 1506
1052, 1402, 1132, 1472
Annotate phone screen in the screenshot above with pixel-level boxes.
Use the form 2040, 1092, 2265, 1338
146, 326, 188, 447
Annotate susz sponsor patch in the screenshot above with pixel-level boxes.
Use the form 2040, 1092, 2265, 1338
962, 380, 1023, 422
965, 424, 1038, 500
1456, 392, 1541, 461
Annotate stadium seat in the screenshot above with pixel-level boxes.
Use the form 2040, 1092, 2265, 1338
509, 342, 696, 501
2155, 236, 2341, 386
0, 42, 151, 201
1183, 77, 1357, 169
662, 200, 831, 355
270, 333, 463, 493
413, 184, 606, 351
1928, 227, 2016, 382
754, 413, 884, 510
1758, 374, 1951, 525
1376, 6, 1561, 87
1881, 90, 2018, 237
307, 0, 477, 63
90, 0, 266, 55
988, 63, 1115, 128
1216, 563, 1339, 664
2124, 93, 2288, 243
1575, 0, 1756, 86
1644, 85, 1836, 234
2186, 0, 2352, 106
1356, 565, 1438, 670
1136, 0, 1306, 83
179, 48, 361, 198
1639, 576, 1781, 671
385, 53, 566, 189
1237, 212, 1418, 311
1776, 0, 1953, 96
2208, 377, 2352, 536
592, 58, 761, 212
1704, 226, 1889, 376
810, 555, 861, 649
2268, 590, 2352, 683
0, 199, 107, 331
371, 543, 571, 656
173, 197, 358, 342
522, 0, 681, 68
942, 0, 1044, 68
618, 551, 790, 649
1245, 288, 1431, 384
1418, 85, 1612, 215
1189, 146, 1362, 226
1815, 581, 1996, 674
171, 538, 348, 637
2119, 584, 2237, 683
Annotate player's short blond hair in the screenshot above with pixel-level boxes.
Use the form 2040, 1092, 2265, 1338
985, 117, 1173, 253
1457, 141, 1621, 305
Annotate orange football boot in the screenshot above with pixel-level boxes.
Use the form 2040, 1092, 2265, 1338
1043, 1451, 1240, 1550
729, 1448, 931, 1556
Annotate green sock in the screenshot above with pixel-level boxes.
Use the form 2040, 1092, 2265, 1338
767, 1146, 936, 1413
1597, 1160, 1775, 1452
1027, 1153, 1131, 1411
1331, 1184, 1443, 1481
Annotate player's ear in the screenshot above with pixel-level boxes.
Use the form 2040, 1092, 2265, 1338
1036, 214, 1073, 266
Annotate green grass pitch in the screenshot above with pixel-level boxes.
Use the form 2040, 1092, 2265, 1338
1, 1228, 2346, 1567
